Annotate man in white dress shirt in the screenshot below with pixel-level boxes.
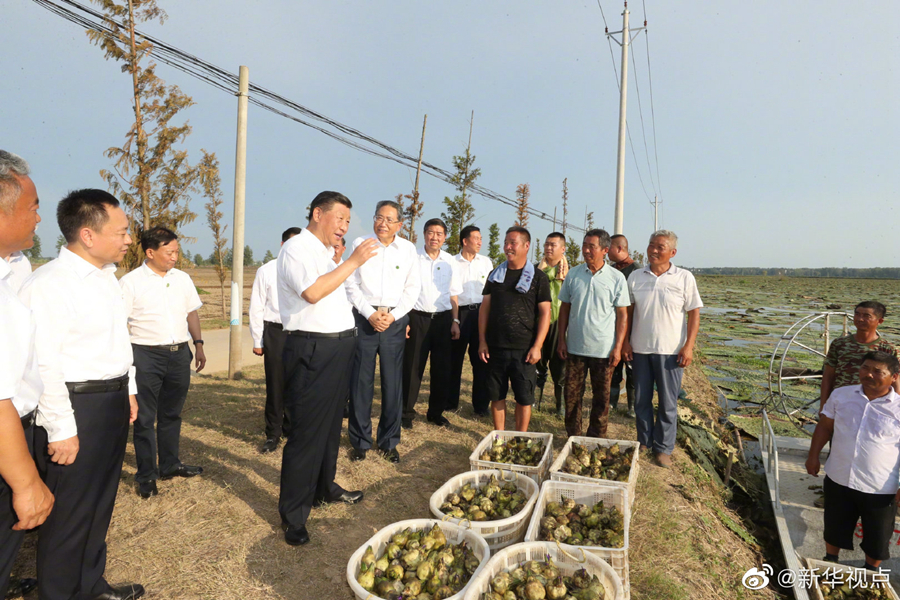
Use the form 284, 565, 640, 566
448, 225, 494, 417
806, 352, 900, 570
277, 191, 378, 546
345, 200, 421, 463
0, 150, 54, 599
250, 227, 302, 453
119, 226, 207, 500
19, 189, 144, 600
5, 251, 32, 293
401, 218, 462, 429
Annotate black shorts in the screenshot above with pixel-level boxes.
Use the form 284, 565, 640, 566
823, 475, 897, 560
485, 348, 537, 406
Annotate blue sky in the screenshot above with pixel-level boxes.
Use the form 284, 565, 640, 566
5, 1, 898, 267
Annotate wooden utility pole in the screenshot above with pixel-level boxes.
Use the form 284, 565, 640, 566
126, 0, 150, 229
409, 114, 427, 238
228, 66, 249, 380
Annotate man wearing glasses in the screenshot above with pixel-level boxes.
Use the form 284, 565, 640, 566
345, 201, 420, 463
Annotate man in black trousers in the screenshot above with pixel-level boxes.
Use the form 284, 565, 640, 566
19, 189, 144, 600
401, 218, 462, 429
120, 226, 207, 499
277, 191, 379, 546
250, 227, 302, 453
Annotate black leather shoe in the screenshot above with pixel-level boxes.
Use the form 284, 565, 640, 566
137, 481, 157, 499
159, 464, 203, 480
316, 489, 364, 506
284, 525, 310, 546
349, 448, 367, 462
426, 415, 450, 428
91, 583, 145, 600
401, 417, 413, 429
260, 437, 280, 453
473, 410, 490, 417
380, 448, 400, 464
5, 577, 37, 598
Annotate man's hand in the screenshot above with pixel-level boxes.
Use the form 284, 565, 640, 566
478, 341, 490, 363
677, 345, 694, 368
349, 238, 380, 268
622, 339, 633, 362
129, 394, 139, 424
805, 454, 821, 477
48, 435, 79, 465
12, 476, 54, 531
195, 345, 207, 372
406, 325, 410, 339
253, 347, 264, 356
609, 347, 621, 368
525, 345, 542, 365
558, 338, 568, 361
451, 321, 461, 340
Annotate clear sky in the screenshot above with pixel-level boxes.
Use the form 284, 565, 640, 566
5, 0, 898, 268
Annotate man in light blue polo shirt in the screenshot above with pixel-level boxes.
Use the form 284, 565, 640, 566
557, 229, 629, 437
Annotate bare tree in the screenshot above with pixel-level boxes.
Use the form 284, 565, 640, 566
561, 178, 569, 236
200, 152, 228, 319
514, 183, 530, 228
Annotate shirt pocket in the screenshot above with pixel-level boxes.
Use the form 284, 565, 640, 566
868, 413, 900, 443
664, 287, 685, 312
433, 264, 451, 290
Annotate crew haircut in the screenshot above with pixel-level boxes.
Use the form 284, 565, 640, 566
856, 301, 887, 320
506, 226, 531, 244
0, 150, 31, 214
650, 229, 678, 249
610, 234, 628, 245
307, 191, 352, 221
141, 226, 178, 252
375, 200, 402, 221
424, 218, 448, 234
460, 225, 481, 242
584, 228, 611, 249
863, 351, 900, 376
282, 227, 303, 243
546, 231, 565, 243
57, 188, 121, 243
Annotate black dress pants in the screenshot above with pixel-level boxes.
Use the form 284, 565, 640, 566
279, 332, 356, 529
132, 344, 192, 483
0, 420, 33, 598
448, 305, 489, 413
349, 311, 407, 452
402, 310, 452, 422
34, 388, 130, 600
262, 321, 289, 439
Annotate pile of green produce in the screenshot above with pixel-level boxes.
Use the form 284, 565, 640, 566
819, 579, 891, 599
356, 524, 481, 600
559, 443, 634, 483
479, 560, 607, 600
537, 497, 625, 548
479, 436, 546, 467
439, 475, 530, 521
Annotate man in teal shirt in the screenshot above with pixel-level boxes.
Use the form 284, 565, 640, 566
535, 232, 568, 416
557, 229, 630, 437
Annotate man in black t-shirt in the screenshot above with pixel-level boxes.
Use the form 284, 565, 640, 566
478, 226, 552, 432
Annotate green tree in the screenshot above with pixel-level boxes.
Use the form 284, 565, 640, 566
441, 141, 480, 255
223, 248, 233, 268
487, 223, 503, 266
56, 234, 66, 255
243, 245, 255, 266
86, 0, 215, 269
631, 249, 646, 267
201, 152, 228, 318
566, 236, 582, 267
24, 234, 42, 260
263, 249, 276, 263
193, 253, 204, 266
514, 183, 530, 228
533, 237, 541, 263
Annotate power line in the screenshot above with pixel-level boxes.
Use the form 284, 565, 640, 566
629, 38, 659, 197
644, 20, 664, 202
30, 0, 584, 233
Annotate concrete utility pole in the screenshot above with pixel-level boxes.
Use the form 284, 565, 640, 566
228, 65, 249, 380
650, 194, 661, 231
607, 2, 646, 235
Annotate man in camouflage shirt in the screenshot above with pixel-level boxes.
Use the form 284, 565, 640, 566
820, 301, 898, 411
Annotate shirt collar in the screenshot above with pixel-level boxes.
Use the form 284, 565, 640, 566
419, 247, 445, 262
854, 385, 900, 404
59, 246, 116, 278
301, 227, 336, 258
642, 263, 679, 276
140, 261, 173, 278
0, 257, 11, 281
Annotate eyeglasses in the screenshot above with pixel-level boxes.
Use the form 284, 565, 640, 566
374, 216, 400, 225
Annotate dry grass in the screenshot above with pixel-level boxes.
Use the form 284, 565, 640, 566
12, 361, 777, 599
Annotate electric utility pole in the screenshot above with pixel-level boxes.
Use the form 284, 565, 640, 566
650, 194, 661, 231
607, 2, 646, 235
228, 65, 249, 380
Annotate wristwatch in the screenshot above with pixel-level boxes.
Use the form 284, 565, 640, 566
193, 339, 204, 345
453, 318, 461, 325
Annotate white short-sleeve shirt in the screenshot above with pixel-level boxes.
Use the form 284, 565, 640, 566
0, 260, 42, 418
277, 228, 354, 333
823, 385, 900, 495
413, 249, 462, 313
627, 264, 703, 355
345, 235, 421, 320
119, 263, 203, 346
454, 253, 494, 306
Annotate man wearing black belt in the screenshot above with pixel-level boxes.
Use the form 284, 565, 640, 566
402, 218, 462, 429
19, 189, 144, 600
277, 191, 379, 546
250, 227, 302, 453
346, 201, 420, 463
448, 225, 494, 417
0, 150, 54, 599
120, 226, 206, 499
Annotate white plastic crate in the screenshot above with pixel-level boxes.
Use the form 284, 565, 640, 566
429, 469, 540, 552
346, 518, 491, 600
469, 430, 554, 486
805, 558, 900, 600
549, 436, 640, 509
524, 480, 631, 599
463, 541, 624, 600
